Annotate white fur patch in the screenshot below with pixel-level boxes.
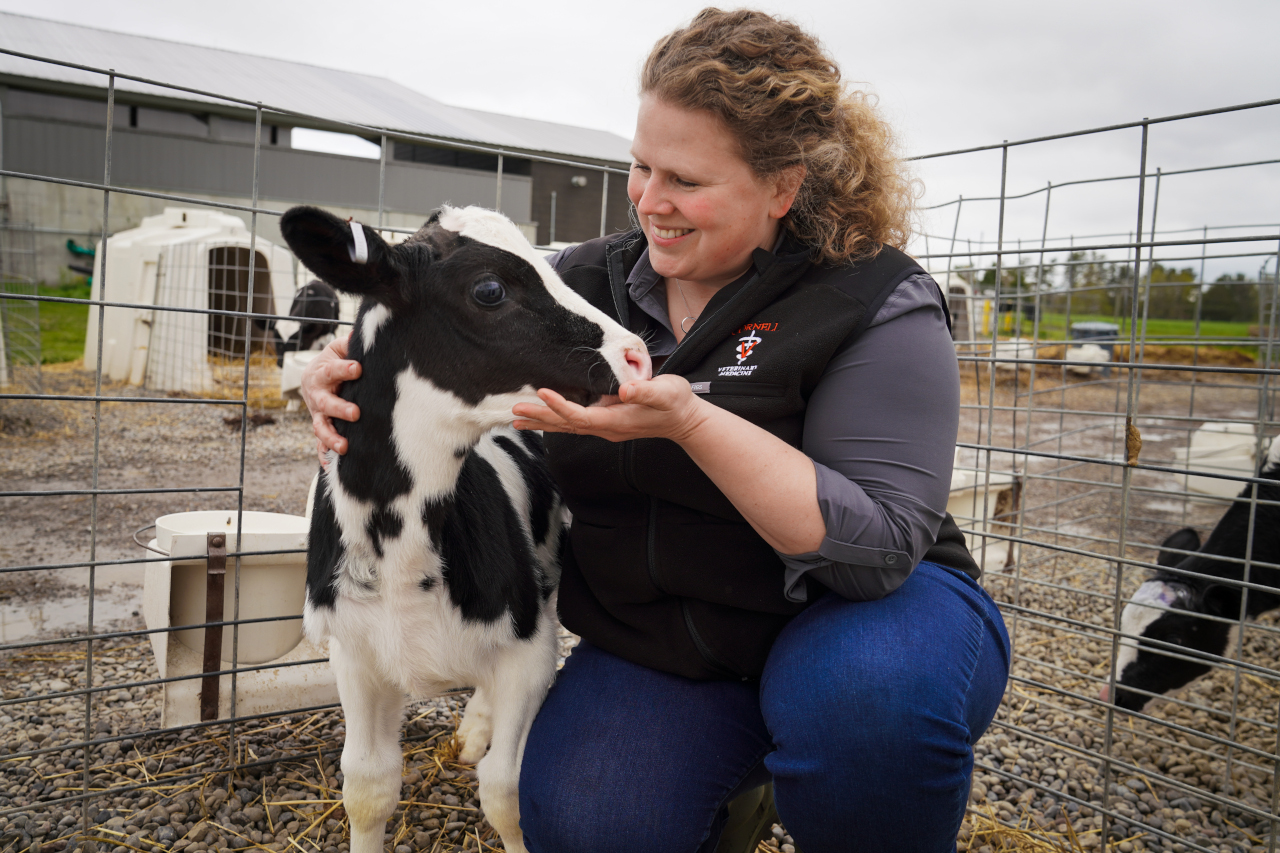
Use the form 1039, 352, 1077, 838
1266, 433, 1280, 473
360, 304, 390, 353
1115, 580, 1181, 678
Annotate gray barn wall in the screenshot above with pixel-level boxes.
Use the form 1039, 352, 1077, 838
4, 117, 533, 217
3, 178, 456, 288
530, 160, 634, 245
1, 88, 560, 284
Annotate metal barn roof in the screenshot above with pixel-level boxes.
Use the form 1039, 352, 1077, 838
0, 11, 633, 165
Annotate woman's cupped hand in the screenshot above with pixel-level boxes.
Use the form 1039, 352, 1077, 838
302, 338, 707, 458
512, 375, 708, 445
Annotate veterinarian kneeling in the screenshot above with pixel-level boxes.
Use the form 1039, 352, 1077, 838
302, 9, 1010, 851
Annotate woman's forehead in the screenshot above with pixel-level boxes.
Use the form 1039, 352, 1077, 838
631, 96, 748, 176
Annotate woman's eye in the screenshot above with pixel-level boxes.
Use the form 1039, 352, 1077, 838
471, 279, 506, 307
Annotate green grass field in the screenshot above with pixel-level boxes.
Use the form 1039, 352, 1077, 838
23, 293, 1263, 366
36, 282, 90, 363
1031, 312, 1253, 342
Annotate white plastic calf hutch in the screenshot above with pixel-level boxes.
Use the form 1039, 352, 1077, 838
83, 208, 301, 395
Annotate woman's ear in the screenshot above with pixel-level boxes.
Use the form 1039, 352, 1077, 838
769, 165, 806, 219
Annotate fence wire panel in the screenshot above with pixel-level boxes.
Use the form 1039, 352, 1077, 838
0, 222, 41, 394
2, 42, 1279, 853
0, 46, 627, 853
912, 104, 1280, 853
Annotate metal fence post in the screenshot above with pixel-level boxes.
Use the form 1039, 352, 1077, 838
600, 170, 609, 238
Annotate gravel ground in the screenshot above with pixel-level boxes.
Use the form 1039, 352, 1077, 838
4, 361, 1280, 853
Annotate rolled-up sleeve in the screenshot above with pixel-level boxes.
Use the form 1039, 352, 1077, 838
778, 273, 959, 602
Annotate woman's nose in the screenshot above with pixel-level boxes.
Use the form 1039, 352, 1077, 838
635, 180, 673, 217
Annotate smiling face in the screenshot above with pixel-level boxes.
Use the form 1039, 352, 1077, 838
628, 95, 801, 292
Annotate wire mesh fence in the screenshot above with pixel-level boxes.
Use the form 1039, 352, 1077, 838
0, 47, 626, 853
1, 39, 1280, 853
0, 221, 41, 394
912, 106, 1280, 852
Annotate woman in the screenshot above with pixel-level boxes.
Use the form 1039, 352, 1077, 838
303, 9, 1009, 852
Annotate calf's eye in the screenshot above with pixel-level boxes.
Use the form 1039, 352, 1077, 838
471, 279, 506, 307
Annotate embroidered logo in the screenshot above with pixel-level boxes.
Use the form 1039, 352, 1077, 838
736, 330, 762, 364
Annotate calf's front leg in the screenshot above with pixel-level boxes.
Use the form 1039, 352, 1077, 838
331, 638, 406, 853
475, 634, 557, 853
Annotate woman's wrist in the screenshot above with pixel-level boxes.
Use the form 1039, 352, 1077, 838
667, 395, 716, 446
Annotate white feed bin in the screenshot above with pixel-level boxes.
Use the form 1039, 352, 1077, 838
992, 337, 1035, 372
1181, 423, 1257, 500
949, 462, 1021, 572
83, 208, 303, 394
142, 509, 337, 727
1065, 343, 1110, 376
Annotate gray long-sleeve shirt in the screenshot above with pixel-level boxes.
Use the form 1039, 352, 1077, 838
549, 244, 959, 604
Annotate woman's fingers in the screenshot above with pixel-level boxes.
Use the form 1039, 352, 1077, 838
312, 408, 348, 455
512, 377, 704, 443
301, 337, 361, 454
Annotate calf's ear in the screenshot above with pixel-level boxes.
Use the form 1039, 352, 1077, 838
1157, 527, 1201, 568
1197, 583, 1239, 618
280, 206, 401, 302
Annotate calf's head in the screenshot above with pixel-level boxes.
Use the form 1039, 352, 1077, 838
280, 205, 650, 429
1105, 527, 1234, 712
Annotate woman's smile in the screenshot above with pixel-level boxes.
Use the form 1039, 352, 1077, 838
652, 226, 694, 240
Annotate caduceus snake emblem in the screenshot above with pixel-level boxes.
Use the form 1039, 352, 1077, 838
736, 330, 762, 365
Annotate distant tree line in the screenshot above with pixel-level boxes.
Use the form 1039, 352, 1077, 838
953, 253, 1267, 323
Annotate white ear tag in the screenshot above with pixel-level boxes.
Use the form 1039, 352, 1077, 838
348, 220, 368, 264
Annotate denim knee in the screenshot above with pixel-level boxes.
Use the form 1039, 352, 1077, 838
759, 563, 1010, 853
520, 642, 772, 853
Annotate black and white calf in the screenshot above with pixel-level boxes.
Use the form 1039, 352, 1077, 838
253, 278, 341, 367
1105, 438, 1280, 712
280, 204, 650, 853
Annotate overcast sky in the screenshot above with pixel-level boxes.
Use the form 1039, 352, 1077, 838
3, 0, 1278, 277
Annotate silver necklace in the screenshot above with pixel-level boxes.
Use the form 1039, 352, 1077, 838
674, 279, 696, 333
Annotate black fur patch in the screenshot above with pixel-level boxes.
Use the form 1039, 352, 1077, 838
422, 452, 542, 639
365, 506, 404, 559
493, 434, 559, 547
306, 471, 342, 610
334, 302, 416, 507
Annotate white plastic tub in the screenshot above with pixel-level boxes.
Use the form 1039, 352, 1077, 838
1181, 423, 1256, 500
153, 510, 309, 665
949, 464, 1020, 572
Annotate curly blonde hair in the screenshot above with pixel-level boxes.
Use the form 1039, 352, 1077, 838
641, 8, 915, 264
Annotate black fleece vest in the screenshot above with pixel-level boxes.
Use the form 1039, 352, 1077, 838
546, 230, 979, 681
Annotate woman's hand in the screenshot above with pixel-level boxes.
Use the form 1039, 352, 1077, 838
517, 374, 827, 555
301, 335, 362, 462
512, 375, 709, 444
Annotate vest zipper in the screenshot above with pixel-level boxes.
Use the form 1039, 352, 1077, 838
645, 497, 662, 592
622, 441, 638, 492
681, 599, 742, 680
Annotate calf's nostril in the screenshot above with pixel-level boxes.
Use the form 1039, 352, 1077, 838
625, 349, 653, 381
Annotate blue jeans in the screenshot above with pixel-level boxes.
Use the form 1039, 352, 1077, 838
518, 562, 1010, 853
